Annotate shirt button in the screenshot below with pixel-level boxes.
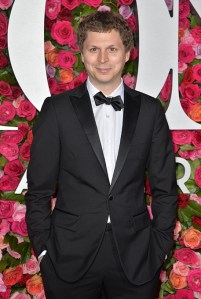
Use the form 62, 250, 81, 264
109, 196, 113, 201
106, 114, 110, 118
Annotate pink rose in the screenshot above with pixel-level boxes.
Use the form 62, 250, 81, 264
0, 219, 10, 235
123, 73, 136, 89
17, 99, 36, 121
179, 18, 190, 30
194, 292, 201, 299
69, 72, 88, 89
126, 15, 137, 32
190, 194, 201, 205
147, 205, 153, 220
0, 235, 8, 250
117, 0, 134, 6
190, 26, 201, 44
0, 175, 20, 191
0, 13, 8, 36
0, 81, 12, 97
192, 131, 201, 149
7, 246, 21, 259
119, 5, 132, 19
10, 292, 31, 299
193, 64, 201, 83
23, 255, 40, 275
33, 290, 46, 299
45, 0, 61, 20
0, 200, 15, 219
165, 0, 173, 11
4, 160, 25, 177
58, 50, 76, 69
182, 67, 195, 84
171, 130, 192, 145
179, 0, 190, 18
173, 261, 189, 276
0, 131, 23, 144
180, 98, 193, 115
159, 270, 168, 282
0, 52, 8, 68
68, 34, 79, 52
0, 143, 19, 161
160, 74, 172, 101
174, 248, 201, 267
12, 203, 26, 222
130, 47, 138, 60
97, 5, 111, 12
48, 77, 57, 94
0, 101, 16, 124
174, 221, 182, 240
179, 44, 195, 63
0, 273, 6, 292
179, 82, 200, 101
12, 95, 24, 109
195, 165, 201, 188
175, 289, 194, 299
51, 20, 74, 46
18, 123, 30, 137
178, 61, 187, 74
20, 142, 31, 162
44, 41, 55, 53
82, 0, 102, 8
0, 0, 13, 10
0, 289, 11, 299
62, 0, 79, 10
11, 217, 28, 236
187, 269, 201, 291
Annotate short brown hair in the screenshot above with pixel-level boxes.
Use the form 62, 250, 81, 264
77, 10, 134, 53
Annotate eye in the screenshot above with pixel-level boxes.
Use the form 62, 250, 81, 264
108, 47, 117, 52
89, 47, 98, 52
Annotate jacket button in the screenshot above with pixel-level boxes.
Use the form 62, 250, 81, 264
109, 196, 113, 201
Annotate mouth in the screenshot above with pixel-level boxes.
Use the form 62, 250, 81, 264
96, 67, 112, 73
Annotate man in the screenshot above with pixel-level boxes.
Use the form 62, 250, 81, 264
25, 10, 177, 299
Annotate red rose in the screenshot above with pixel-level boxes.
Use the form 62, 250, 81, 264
0, 0, 13, 10
175, 289, 194, 299
51, 20, 74, 46
190, 26, 201, 44
187, 269, 201, 291
45, 0, 61, 20
45, 17, 54, 31
3, 266, 23, 287
192, 131, 201, 149
69, 72, 88, 89
0, 101, 16, 125
0, 130, 23, 144
17, 99, 36, 121
26, 275, 44, 295
160, 74, 172, 101
130, 47, 138, 60
55, 82, 69, 94
0, 175, 20, 191
0, 289, 11, 299
0, 35, 7, 49
195, 165, 201, 187
48, 77, 58, 94
192, 216, 201, 226
0, 143, 19, 161
0, 199, 15, 218
0, 81, 12, 97
58, 6, 74, 21
10, 86, 23, 99
179, 44, 195, 63
18, 274, 32, 286
180, 98, 192, 115
173, 248, 200, 267
18, 123, 30, 137
182, 67, 195, 84
62, 0, 79, 10
171, 130, 192, 145
0, 13, 8, 36
179, 17, 190, 30
125, 15, 137, 33
11, 217, 28, 236
0, 52, 8, 68
4, 160, 25, 177
58, 50, 76, 69
192, 64, 201, 83
68, 34, 79, 52
179, 82, 200, 101
177, 194, 190, 208
27, 130, 33, 143
117, 0, 134, 6
81, 0, 102, 7
179, 0, 190, 18
20, 142, 31, 161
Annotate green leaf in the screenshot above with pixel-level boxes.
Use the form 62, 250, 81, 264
176, 163, 185, 180
179, 144, 197, 150
188, 200, 201, 217
2, 192, 25, 203
184, 180, 200, 193
0, 259, 8, 273
160, 281, 175, 293
0, 156, 8, 168
188, 159, 200, 180
123, 60, 137, 76
4, 234, 18, 251
18, 242, 31, 264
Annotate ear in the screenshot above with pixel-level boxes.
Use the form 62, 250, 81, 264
125, 51, 130, 62
81, 52, 84, 63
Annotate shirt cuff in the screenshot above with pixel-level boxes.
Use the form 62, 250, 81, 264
38, 250, 47, 260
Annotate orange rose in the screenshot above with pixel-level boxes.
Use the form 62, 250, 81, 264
26, 274, 44, 295
59, 68, 74, 83
169, 269, 187, 289
182, 227, 201, 249
179, 28, 185, 42
3, 266, 23, 286
189, 103, 201, 122
46, 49, 59, 67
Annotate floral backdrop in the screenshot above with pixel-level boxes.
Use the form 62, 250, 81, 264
0, 0, 201, 298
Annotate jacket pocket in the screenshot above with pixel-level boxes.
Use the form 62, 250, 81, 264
52, 209, 80, 232
132, 209, 151, 232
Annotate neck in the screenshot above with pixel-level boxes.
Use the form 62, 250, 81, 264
89, 78, 122, 95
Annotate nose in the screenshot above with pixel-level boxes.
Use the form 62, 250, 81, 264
97, 50, 109, 63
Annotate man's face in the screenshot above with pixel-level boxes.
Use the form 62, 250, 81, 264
81, 29, 130, 93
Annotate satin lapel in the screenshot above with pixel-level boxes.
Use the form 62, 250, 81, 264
69, 85, 109, 180
109, 88, 141, 194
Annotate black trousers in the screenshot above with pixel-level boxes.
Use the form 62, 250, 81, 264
40, 224, 161, 299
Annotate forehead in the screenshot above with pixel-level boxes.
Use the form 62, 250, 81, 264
84, 29, 123, 46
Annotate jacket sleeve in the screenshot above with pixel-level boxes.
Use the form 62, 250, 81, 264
147, 99, 178, 256
25, 97, 60, 257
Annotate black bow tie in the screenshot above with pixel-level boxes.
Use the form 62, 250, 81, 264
94, 91, 124, 111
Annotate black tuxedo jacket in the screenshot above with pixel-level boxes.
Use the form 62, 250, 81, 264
25, 82, 177, 285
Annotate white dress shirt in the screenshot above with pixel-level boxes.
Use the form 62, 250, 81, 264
38, 79, 124, 260
87, 78, 124, 223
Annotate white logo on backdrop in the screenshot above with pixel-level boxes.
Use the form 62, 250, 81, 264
3, 0, 201, 193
